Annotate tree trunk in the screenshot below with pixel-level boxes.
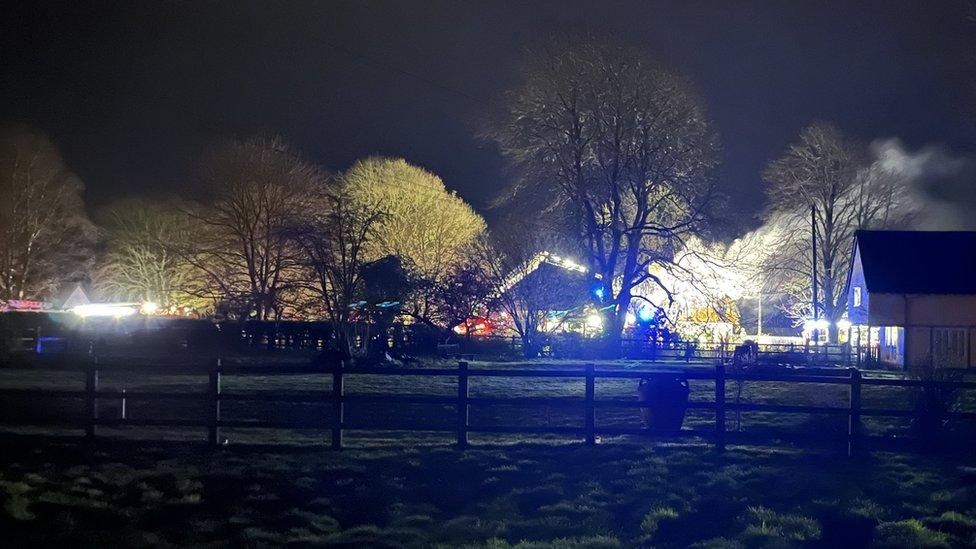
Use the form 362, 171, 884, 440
606, 292, 633, 358
521, 332, 539, 359
827, 323, 839, 345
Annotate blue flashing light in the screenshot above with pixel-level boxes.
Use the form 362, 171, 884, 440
593, 286, 605, 300
637, 308, 654, 322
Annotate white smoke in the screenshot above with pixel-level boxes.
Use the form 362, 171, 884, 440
870, 139, 976, 230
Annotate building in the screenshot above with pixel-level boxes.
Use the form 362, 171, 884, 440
495, 252, 595, 334
846, 230, 976, 369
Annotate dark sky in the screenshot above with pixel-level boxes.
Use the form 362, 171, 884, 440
3, 1, 975, 231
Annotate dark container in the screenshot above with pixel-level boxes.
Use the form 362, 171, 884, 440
637, 376, 691, 432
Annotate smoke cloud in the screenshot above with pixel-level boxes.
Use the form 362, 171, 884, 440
871, 139, 976, 230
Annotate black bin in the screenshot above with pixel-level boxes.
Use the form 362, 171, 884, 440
638, 376, 690, 432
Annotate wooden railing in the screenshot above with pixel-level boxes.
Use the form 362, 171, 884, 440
452, 335, 854, 365
1, 359, 974, 457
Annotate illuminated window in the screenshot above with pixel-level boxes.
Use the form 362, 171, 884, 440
853, 286, 862, 307
884, 326, 900, 348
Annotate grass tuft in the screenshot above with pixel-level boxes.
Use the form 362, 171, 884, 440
874, 519, 951, 548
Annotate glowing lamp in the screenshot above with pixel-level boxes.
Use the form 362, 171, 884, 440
585, 314, 603, 329
637, 308, 654, 322
836, 319, 852, 331
803, 318, 830, 337
140, 302, 159, 315
72, 303, 138, 318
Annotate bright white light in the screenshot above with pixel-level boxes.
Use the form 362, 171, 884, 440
625, 312, 636, 325
72, 303, 138, 318
836, 319, 851, 331
586, 314, 603, 329
803, 318, 830, 334
140, 302, 159, 315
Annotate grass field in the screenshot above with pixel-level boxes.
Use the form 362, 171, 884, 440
1, 355, 975, 546
2, 437, 976, 547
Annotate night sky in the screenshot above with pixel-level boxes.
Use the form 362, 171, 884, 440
3, 1, 974, 231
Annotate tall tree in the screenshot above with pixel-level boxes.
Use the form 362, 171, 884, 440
762, 122, 908, 341
487, 36, 719, 352
342, 156, 487, 330
187, 136, 324, 320
95, 198, 208, 309
291, 182, 384, 356
0, 126, 94, 301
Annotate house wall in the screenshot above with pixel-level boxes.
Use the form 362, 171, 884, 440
903, 326, 976, 369
866, 294, 976, 326
905, 326, 932, 368
864, 294, 976, 369
867, 294, 905, 325
905, 295, 976, 325
847, 246, 869, 325
848, 237, 976, 369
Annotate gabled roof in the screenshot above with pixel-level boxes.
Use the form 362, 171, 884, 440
59, 285, 90, 309
854, 230, 976, 294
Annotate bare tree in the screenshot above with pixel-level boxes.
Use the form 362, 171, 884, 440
487, 35, 718, 352
0, 126, 95, 301
762, 122, 908, 341
186, 136, 324, 320
95, 198, 208, 309
291, 182, 385, 356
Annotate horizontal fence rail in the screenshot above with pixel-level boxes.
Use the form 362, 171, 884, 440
0, 357, 974, 456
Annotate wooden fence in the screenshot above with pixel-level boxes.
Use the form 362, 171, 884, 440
1, 360, 974, 457
448, 335, 854, 364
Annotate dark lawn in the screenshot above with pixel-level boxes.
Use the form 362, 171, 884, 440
1, 438, 975, 547
1, 357, 976, 546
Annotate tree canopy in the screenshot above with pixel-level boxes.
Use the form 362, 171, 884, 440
95, 198, 207, 309
343, 157, 486, 279
0, 125, 94, 302
487, 35, 719, 349
187, 136, 327, 320
761, 122, 911, 340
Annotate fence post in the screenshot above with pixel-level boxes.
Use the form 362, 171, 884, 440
847, 367, 861, 458
457, 361, 469, 448
208, 358, 222, 446
584, 364, 595, 445
85, 362, 99, 440
715, 362, 726, 453
331, 360, 345, 450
